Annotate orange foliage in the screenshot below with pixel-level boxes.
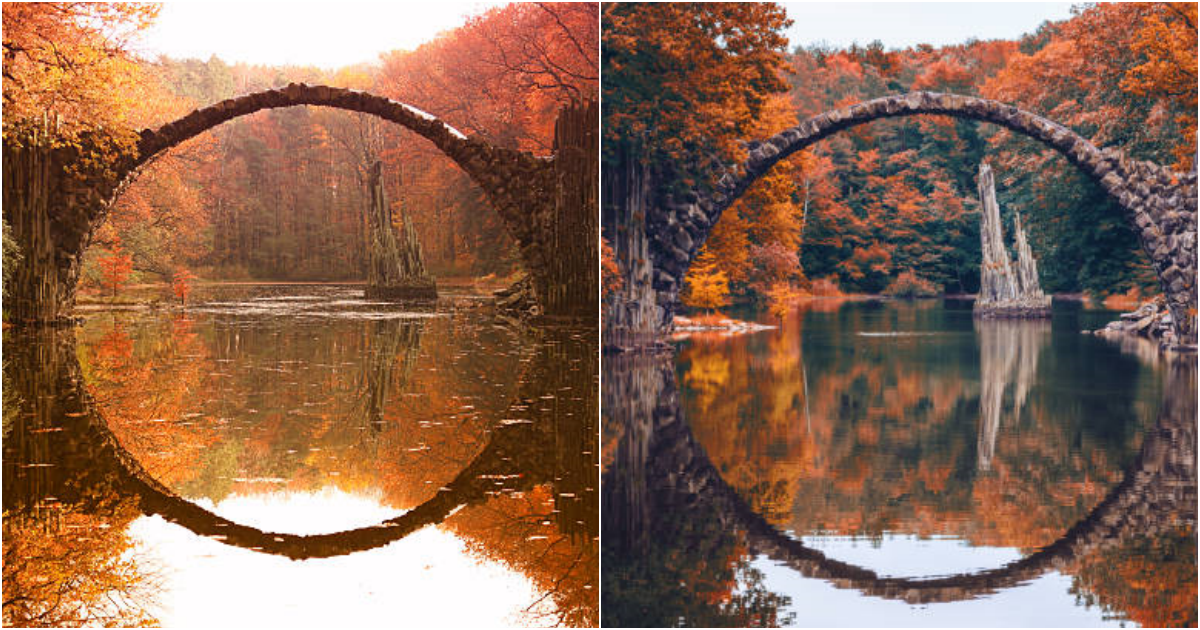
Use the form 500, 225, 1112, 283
601, 237, 623, 299
682, 248, 731, 312
1, 3, 159, 138
97, 242, 134, 297
446, 485, 597, 626
171, 268, 195, 304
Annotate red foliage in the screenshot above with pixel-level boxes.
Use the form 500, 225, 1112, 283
748, 242, 801, 296
171, 268, 195, 304
601, 237, 623, 299
97, 243, 133, 297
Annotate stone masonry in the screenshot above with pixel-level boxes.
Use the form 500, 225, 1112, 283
5, 84, 597, 323
614, 91, 1197, 347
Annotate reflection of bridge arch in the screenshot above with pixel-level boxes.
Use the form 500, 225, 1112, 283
4, 326, 596, 560
604, 356, 1195, 604
634, 91, 1196, 343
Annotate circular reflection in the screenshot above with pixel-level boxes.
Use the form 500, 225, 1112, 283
79, 290, 533, 553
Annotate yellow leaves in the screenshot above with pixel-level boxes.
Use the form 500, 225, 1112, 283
3, 503, 158, 627
603, 2, 790, 175
2, 3, 160, 139
685, 352, 731, 414
682, 261, 731, 313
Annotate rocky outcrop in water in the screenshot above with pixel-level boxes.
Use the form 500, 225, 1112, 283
364, 161, 437, 301
1088, 296, 1185, 350
974, 162, 1051, 318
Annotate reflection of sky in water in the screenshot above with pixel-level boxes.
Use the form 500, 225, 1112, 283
129, 488, 550, 627
798, 533, 1022, 578
752, 535, 1126, 628
189, 486, 406, 535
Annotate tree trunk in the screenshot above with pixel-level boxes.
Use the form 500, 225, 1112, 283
974, 162, 1051, 318
363, 161, 436, 301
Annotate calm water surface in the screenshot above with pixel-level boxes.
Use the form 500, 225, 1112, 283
4, 285, 597, 627
602, 298, 1195, 627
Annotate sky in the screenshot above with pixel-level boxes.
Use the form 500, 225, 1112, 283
785, 2, 1075, 50
135, 2, 1076, 69
130, 488, 553, 626
136, 2, 505, 68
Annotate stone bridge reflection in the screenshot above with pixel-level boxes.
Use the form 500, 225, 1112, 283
602, 350, 1195, 605
3, 325, 597, 560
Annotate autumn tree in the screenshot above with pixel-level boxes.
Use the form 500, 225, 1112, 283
683, 248, 731, 313
171, 268, 195, 304
97, 242, 134, 297
2, 3, 159, 139
981, 3, 1194, 297
602, 3, 792, 187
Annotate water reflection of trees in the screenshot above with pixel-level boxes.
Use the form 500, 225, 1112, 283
604, 341, 1194, 624
3, 507, 160, 627
3, 331, 161, 627
75, 312, 507, 510
677, 302, 1153, 550
5, 317, 598, 626
603, 354, 794, 627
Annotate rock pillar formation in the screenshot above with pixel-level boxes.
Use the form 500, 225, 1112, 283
975, 162, 1051, 318
602, 155, 673, 350
364, 161, 437, 301
2, 121, 124, 324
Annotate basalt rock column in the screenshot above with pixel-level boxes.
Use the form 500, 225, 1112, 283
974, 162, 1051, 318
602, 155, 675, 350
364, 161, 437, 301
1012, 211, 1046, 302
2, 121, 127, 324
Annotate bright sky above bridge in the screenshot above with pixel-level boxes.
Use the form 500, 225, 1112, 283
137, 1, 505, 68
137, 2, 1079, 69
784, 2, 1076, 50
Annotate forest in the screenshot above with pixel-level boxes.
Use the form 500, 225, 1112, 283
601, 3, 1197, 311
3, 3, 597, 296
3, 4, 600, 627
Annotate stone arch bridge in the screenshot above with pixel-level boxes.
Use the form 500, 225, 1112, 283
603, 355, 1196, 605
605, 91, 1197, 347
4, 84, 597, 323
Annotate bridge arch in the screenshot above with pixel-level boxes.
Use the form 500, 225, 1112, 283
641, 91, 1196, 344
4, 84, 597, 323
117, 83, 537, 221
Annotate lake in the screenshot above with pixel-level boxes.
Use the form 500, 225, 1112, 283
602, 298, 1195, 627
3, 284, 598, 627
